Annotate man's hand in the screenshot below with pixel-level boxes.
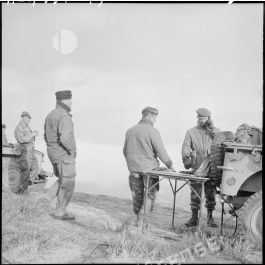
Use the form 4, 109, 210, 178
183, 157, 192, 169
167, 166, 176, 172
205, 118, 216, 137
32, 131, 39, 137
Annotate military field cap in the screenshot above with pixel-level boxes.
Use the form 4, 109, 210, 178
2, 124, 6, 128
142, 106, 158, 115
21, 111, 31, 119
196, 107, 211, 117
55, 90, 72, 100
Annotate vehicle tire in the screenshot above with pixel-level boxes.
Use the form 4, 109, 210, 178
238, 191, 262, 241
210, 131, 235, 187
2, 160, 22, 193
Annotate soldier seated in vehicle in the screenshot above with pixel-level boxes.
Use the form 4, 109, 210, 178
2, 124, 8, 146
2, 124, 15, 148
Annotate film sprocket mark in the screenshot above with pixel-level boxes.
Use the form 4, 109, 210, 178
6, 1, 104, 7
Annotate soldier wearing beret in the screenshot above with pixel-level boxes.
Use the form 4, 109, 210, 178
123, 106, 175, 227
181, 107, 220, 227
14, 111, 40, 192
2, 124, 8, 146
44, 90, 77, 220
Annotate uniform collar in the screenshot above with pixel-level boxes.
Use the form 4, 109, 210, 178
20, 120, 30, 127
138, 118, 154, 126
56, 102, 72, 116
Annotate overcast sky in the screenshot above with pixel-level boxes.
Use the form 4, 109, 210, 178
2, 3, 263, 208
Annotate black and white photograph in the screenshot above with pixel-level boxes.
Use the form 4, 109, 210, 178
2, 1, 263, 264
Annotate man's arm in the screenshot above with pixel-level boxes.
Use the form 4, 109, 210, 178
150, 129, 173, 169
58, 116, 77, 155
44, 119, 47, 144
181, 131, 193, 169
123, 132, 128, 158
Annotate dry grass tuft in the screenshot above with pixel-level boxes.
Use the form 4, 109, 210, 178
2, 190, 262, 264
104, 223, 263, 264
216, 235, 263, 263
2, 191, 85, 263
101, 216, 124, 232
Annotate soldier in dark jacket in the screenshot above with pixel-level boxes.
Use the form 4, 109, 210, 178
44, 90, 77, 220
123, 107, 174, 226
182, 107, 220, 227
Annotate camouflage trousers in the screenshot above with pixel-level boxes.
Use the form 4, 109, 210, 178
16, 145, 39, 193
129, 173, 159, 215
25, 147, 39, 181
190, 178, 216, 211
46, 162, 76, 216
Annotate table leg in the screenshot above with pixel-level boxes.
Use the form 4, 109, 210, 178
198, 181, 204, 230
220, 201, 224, 235
172, 179, 177, 229
142, 174, 150, 232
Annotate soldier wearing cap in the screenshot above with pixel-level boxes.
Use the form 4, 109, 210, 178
2, 124, 8, 146
43, 90, 77, 220
123, 106, 175, 226
181, 107, 220, 227
14, 111, 40, 191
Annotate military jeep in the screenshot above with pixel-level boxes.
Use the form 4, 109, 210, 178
2, 143, 51, 193
210, 126, 262, 241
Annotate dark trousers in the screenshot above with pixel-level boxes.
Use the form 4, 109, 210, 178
190, 179, 216, 211
47, 162, 75, 216
129, 173, 159, 215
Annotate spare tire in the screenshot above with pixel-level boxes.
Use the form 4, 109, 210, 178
210, 131, 235, 187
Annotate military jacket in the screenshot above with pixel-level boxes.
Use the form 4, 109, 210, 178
123, 119, 172, 173
14, 120, 35, 147
182, 124, 220, 170
44, 103, 76, 163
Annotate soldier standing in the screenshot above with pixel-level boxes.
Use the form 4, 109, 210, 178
2, 124, 8, 146
44, 90, 77, 220
123, 107, 174, 226
181, 107, 220, 227
14, 111, 40, 186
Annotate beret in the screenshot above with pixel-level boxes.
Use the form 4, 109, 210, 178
2, 124, 6, 128
21, 111, 31, 119
55, 90, 72, 100
142, 106, 158, 115
196, 108, 211, 117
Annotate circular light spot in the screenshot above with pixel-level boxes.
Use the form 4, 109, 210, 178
52, 29, 78, 54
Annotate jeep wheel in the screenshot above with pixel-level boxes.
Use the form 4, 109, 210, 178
2, 161, 22, 193
238, 191, 262, 241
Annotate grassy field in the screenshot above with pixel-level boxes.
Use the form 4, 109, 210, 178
2, 189, 262, 264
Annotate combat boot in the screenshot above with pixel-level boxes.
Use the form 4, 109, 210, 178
184, 209, 199, 227
134, 213, 142, 227
207, 210, 218, 227
128, 213, 142, 227
51, 212, 75, 221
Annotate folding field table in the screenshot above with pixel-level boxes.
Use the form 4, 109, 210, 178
141, 170, 210, 232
